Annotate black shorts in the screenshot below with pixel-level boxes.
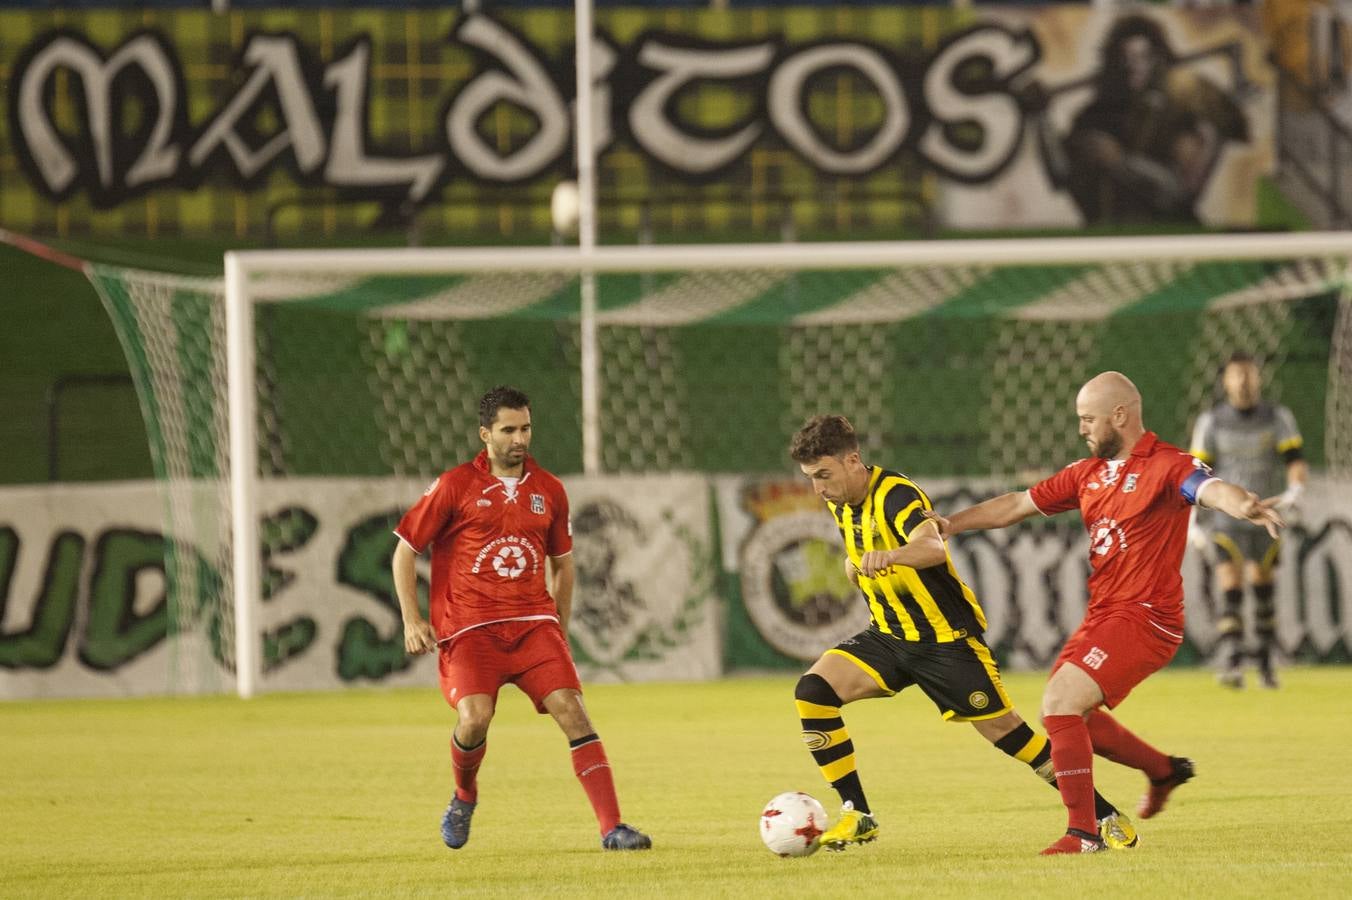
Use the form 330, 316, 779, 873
827, 627, 1013, 721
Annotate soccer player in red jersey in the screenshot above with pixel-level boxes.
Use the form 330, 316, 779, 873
391, 386, 651, 852
928, 372, 1283, 855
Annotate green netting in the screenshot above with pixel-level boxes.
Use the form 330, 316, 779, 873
87, 265, 235, 694
92, 254, 1351, 483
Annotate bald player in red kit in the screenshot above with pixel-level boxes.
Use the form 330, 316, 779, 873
392, 385, 651, 852
928, 372, 1282, 854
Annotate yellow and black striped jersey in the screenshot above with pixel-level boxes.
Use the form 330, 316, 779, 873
827, 466, 986, 642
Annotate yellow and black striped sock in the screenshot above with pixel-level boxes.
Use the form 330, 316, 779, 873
795, 673, 869, 814
1254, 582, 1277, 652
1219, 588, 1245, 666
996, 722, 1116, 820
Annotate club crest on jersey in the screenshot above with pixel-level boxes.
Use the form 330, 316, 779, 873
1122, 473, 1139, 493
530, 493, 545, 515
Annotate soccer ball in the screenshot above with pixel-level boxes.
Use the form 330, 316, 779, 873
759, 791, 827, 857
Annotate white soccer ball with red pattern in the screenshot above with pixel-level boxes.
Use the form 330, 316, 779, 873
759, 791, 826, 857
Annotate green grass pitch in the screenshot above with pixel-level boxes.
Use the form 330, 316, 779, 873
4, 668, 1351, 898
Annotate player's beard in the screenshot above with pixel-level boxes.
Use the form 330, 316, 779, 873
1092, 430, 1124, 459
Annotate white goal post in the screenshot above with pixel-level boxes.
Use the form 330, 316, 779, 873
219, 232, 1352, 697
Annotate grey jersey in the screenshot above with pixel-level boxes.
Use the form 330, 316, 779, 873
1189, 401, 1301, 520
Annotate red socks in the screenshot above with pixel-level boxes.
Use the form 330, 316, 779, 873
1044, 714, 1097, 835
570, 734, 621, 835
1085, 709, 1172, 781
451, 730, 623, 835
451, 734, 486, 803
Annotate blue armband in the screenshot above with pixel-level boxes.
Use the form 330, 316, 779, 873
1180, 468, 1213, 506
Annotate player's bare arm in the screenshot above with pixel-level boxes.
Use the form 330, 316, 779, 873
924, 490, 1041, 539
1198, 479, 1285, 539
858, 520, 947, 577
392, 539, 437, 655
549, 553, 575, 632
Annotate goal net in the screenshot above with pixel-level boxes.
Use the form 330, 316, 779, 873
87, 235, 1352, 695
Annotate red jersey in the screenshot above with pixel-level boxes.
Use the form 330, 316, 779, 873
1027, 432, 1215, 617
394, 451, 572, 641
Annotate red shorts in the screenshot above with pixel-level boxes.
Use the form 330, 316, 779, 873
438, 619, 581, 713
1052, 604, 1183, 708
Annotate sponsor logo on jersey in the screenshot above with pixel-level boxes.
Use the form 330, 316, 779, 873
530, 493, 545, 515
1123, 473, 1139, 493
477, 498, 492, 507
492, 544, 527, 578
849, 521, 881, 540
1088, 517, 1129, 558
1082, 646, 1109, 669
470, 534, 542, 578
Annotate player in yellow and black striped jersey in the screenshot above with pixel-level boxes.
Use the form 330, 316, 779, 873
788, 415, 1135, 852
826, 464, 984, 643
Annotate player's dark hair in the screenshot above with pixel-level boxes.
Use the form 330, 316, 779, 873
789, 415, 860, 463
480, 385, 530, 427
1225, 351, 1257, 368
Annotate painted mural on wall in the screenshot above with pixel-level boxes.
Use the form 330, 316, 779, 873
0, 5, 1271, 238
0, 476, 720, 698
941, 5, 1272, 229
4, 473, 1346, 698
716, 475, 1351, 670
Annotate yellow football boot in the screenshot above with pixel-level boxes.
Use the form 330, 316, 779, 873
1098, 812, 1140, 850
821, 802, 879, 851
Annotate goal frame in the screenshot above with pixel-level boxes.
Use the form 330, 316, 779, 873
223, 231, 1352, 697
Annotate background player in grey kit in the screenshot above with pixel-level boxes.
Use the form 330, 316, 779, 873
1189, 353, 1308, 688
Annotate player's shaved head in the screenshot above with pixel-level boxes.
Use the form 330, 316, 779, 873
1076, 371, 1145, 459
1078, 371, 1142, 416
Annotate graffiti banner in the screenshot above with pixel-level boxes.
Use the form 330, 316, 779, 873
0, 4, 1273, 239
718, 474, 1352, 670
0, 474, 719, 698
938, 5, 1273, 230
